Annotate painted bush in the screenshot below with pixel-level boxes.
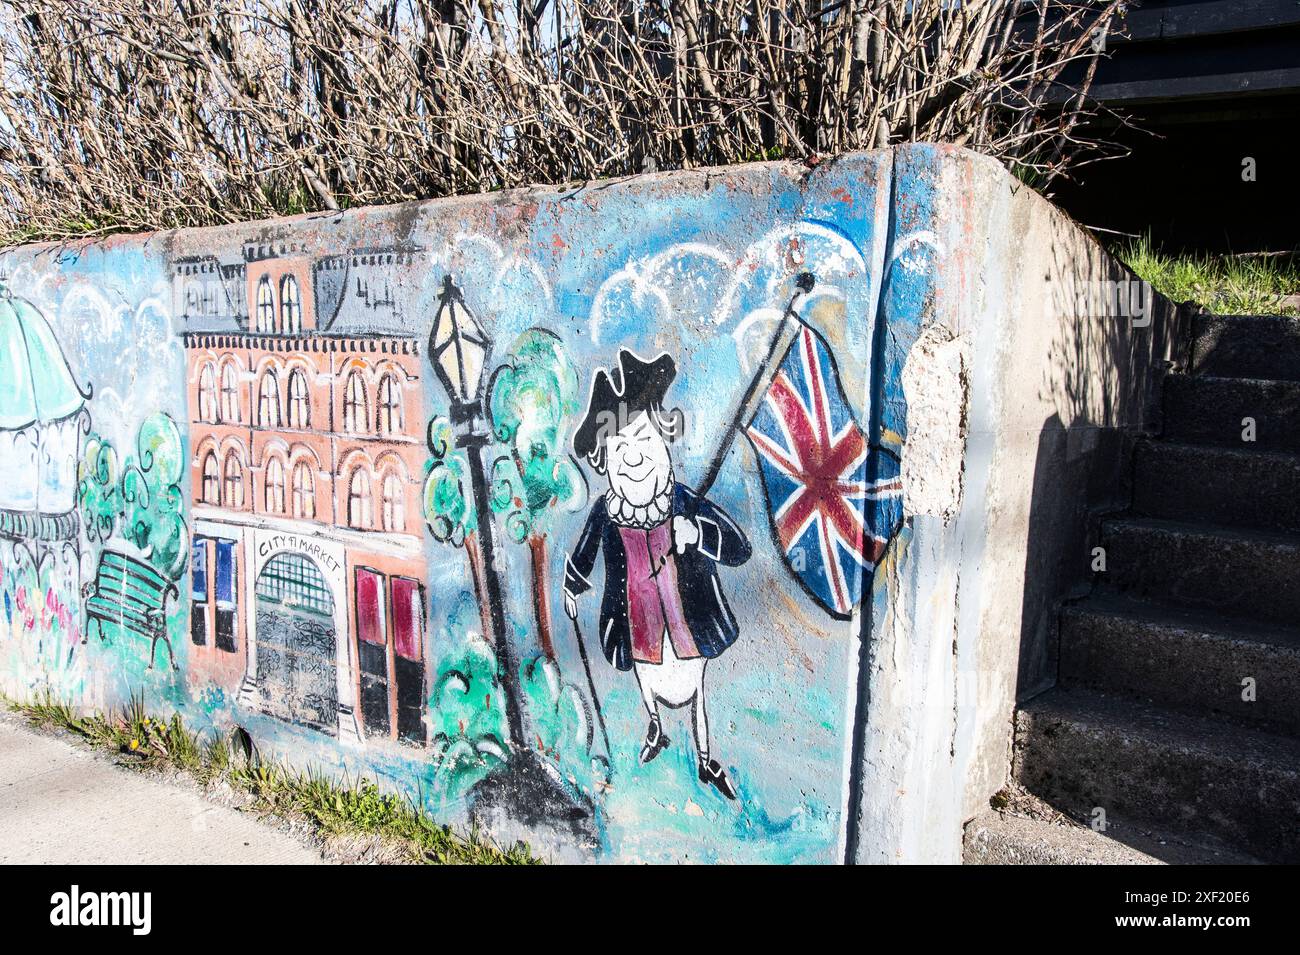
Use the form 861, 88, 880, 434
0, 149, 942, 863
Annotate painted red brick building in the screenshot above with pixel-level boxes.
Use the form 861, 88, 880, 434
176, 239, 428, 746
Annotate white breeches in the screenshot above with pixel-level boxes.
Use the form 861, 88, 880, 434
634, 634, 710, 756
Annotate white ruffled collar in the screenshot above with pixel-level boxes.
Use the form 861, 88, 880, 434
605, 477, 674, 529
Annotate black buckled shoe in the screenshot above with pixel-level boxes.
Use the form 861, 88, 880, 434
640, 719, 670, 764
698, 757, 737, 800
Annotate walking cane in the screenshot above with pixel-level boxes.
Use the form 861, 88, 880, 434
569, 611, 612, 765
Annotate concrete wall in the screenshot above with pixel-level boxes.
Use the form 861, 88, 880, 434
851, 147, 1186, 862
0, 145, 1182, 863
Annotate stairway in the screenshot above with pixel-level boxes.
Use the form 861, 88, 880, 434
1011, 311, 1300, 865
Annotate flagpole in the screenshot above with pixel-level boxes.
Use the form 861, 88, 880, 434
688, 269, 885, 862
693, 272, 815, 500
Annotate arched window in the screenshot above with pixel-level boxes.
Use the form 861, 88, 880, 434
381, 470, 404, 532
198, 363, 217, 422
280, 275, 302, 334
291, 461, 315, 519
219, 363, 240, 423
222, 452, 244, 508
287, 368, 310, 429
257, 368, 281, 428
347, 469, 372, 529
255, 276, 275, 333
377, 373, 403, 435
264, 457, 286, 514
202, 452, 220, 504
343, 371, 368, 434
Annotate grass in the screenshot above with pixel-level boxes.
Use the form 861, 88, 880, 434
1116, 236, 1300, 317
4, 691, 535, 865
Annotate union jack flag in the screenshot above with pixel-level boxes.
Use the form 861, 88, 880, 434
744, 323, 903, 620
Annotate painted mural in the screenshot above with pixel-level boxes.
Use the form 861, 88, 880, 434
0, 152, 940, 862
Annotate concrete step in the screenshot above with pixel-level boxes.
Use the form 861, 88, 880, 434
1163, 374, 1300, 452
1101, 516, 1300, 626
1060, 592, 1300, 735
1132, 440, 1300, 533
1192, 313, 1300, 382
964, 810, 1159, 865
963, 808, 1262, 865
1014, 687, 1300, 863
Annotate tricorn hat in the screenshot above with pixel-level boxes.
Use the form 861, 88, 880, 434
573, 349, 676, 458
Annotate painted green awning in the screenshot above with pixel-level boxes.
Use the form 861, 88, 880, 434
0, 284, 89, 430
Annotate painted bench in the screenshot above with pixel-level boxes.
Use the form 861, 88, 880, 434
82, 549, 180, 671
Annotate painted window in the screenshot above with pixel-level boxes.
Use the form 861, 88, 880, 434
280, 275, 301, 333
265, 456, 286, 514
256, 275, 275, 333
222, 452, 244, 508
355, 567, 389, 740
191, 539, 208, 601
392, 574, 426, 744
219, 363, 240, 423
214, 539, 238, 653
202, 452, 220, 504
258, 551, 333, 616
377, 373, 403, 435
347, 468, 372, 529
291, 460, 315, 519
356, 569, 385, 647
343, 370, 368, 434
391, 576, 421, 662
257, 368, 281, 428
381, 470, 404, 532
198, 363, 217, 422
190, 538, 209, 648
287, 368, 310, 429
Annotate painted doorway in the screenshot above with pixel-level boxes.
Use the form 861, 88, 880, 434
355, 568, 427, 745
254, 551, 338, 734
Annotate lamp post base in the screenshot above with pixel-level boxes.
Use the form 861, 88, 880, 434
468, 750, 599, 854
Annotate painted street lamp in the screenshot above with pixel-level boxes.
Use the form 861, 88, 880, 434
429, 275, 491, 407
427, 275, 526, 752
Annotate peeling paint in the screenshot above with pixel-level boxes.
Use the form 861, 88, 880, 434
901, 322, 970, 522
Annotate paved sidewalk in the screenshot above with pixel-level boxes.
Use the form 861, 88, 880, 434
0, 715, 324, 864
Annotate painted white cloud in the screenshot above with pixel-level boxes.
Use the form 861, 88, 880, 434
416, 231, 557, 348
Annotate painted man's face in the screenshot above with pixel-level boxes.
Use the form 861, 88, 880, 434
605, 412, 672, 506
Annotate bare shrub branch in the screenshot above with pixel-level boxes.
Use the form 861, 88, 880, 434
0, 0, 1127, 245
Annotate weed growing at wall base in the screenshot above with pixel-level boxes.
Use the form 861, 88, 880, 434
3, 692, 535, 865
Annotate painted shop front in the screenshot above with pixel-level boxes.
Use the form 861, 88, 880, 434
194, 513, 427, 746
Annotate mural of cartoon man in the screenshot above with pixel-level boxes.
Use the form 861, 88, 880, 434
563, 350, 751, 800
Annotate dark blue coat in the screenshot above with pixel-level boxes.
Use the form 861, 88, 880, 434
564, 484, 752, 671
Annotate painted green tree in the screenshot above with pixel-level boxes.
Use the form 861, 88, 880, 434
428, 595, 509, 798
78, 413, 188, 581
78, 434, 119, 546
428, 593, 602, 802
487, 329, 585, 660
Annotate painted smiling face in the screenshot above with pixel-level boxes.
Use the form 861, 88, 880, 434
605, 411, 673, 507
